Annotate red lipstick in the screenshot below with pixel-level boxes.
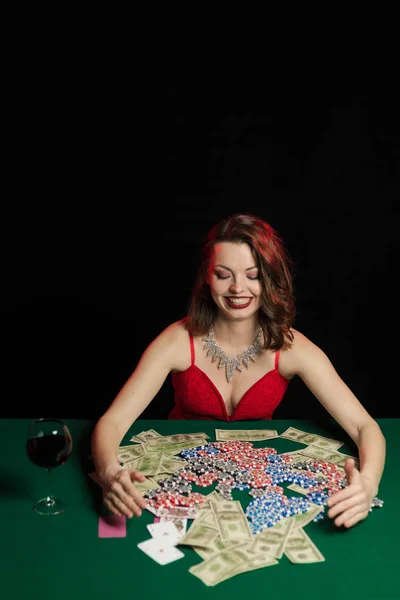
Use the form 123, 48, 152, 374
224, 297, 253, 309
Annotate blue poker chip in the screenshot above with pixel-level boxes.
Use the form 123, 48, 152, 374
313, 512, 325, 522
235, 483, 251, 491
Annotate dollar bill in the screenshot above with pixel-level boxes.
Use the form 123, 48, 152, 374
217, 541, 278, 583
279, 427, 344, 451
144, 440, 209, 455
224, 552, 278, 580
251, 516, 294, 559
298, 445, 359, 468
284, 504, 323, 531
197, 508, 219, 530
192, 537, 237, 560
196, 491, 222, 513
287, 483, 309, 495
132, 477, 160, 493
159, 454, 186, 474
210, 501, 253, 542
189, 543, 277, 586
280, 451, 315, 464
117, 445, 146, 462
145, 433, 209, 448
284, 528, 325, 564
121, 452, 164, 476
179, 523, 220, 548
189, 546, 249, 586
133, 429, 164, 442
215, 429, 278, 441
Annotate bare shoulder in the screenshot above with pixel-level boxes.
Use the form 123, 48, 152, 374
279, 328, 330, 378
157, 318, 189, 347
147, 318, 191, 372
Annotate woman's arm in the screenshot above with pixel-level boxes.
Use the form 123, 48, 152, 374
91, 320, 187, 518
284, 330, 386, 528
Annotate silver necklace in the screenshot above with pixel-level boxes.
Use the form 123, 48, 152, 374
202, 325, 263, 383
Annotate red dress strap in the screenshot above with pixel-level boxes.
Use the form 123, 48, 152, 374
189, 332, 195, 366
274, 350, 280, 370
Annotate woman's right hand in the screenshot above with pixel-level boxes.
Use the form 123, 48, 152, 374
99, 466, 148, 518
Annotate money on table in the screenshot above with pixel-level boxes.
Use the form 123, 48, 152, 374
113, 427, 384, 586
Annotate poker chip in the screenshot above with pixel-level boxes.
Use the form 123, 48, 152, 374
249, 488, 267, 498
234, 483, 250, 491
371, 497, 384, 508
219, 492, 234, 501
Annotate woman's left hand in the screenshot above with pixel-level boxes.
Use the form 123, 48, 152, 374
326, 458, 375, 528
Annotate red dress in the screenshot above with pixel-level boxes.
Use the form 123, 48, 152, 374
168, 332, 290, 421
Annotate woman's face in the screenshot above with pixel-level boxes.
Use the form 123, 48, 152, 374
207, 241, 262, 320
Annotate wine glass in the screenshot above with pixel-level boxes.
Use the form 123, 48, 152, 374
26, 418, 73, 515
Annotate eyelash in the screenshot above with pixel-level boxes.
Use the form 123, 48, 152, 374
216, 274, 259, 280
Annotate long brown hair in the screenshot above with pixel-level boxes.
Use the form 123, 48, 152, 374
186, 213, 296, 350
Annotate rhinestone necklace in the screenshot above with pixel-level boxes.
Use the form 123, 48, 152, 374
202, 325, 263, 383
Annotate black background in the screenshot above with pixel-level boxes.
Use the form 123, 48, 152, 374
4, 74, 400, 421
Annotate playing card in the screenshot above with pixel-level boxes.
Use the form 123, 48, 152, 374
154, 516, 188, 537
146, 521, 181, 545
98, 515, 127, 538
137, 538, 184, 565
145, 502, 159, 516
157, 505, 198, 519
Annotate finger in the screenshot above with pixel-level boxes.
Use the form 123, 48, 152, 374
119, 473, 147, 509
130, 469, 146, 482
107, 489, 139, 518
118, 483, 147, 511
327, 485, 360, 508
119, 488, 144, 517
328, 492, 365, 520
103, 497, 123, 517
343, 512, 367, 529
110, 481, 144, 516
334, 505, 366, 528
105, 491, 133, 518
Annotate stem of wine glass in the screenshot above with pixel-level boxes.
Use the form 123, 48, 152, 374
46, 468, 55, 504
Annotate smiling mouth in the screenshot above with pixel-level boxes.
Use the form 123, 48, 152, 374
224, 297, 253, 309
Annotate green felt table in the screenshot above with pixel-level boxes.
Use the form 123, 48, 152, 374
2, 418, 399, 600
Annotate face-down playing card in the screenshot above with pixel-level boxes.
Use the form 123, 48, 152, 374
98, 515, 127, 538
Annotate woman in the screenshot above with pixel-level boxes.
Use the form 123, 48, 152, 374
91, 213, 386, 528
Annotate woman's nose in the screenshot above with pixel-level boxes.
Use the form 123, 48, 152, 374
230, 281, 244, 293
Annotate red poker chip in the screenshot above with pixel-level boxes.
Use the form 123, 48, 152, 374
187, 492, 207, 504
180, 471, 199, 482
266, 485, 284, 494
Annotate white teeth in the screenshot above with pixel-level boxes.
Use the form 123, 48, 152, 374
226, 298, 251, 305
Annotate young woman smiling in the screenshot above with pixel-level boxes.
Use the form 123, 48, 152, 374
91, 213, 386, 531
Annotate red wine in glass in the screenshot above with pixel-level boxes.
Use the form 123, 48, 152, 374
27, 418, 73, 515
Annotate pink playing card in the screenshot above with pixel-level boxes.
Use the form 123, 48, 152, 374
98, 515, 127, 538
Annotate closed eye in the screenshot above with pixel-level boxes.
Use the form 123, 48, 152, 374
216, 274, 259, 280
